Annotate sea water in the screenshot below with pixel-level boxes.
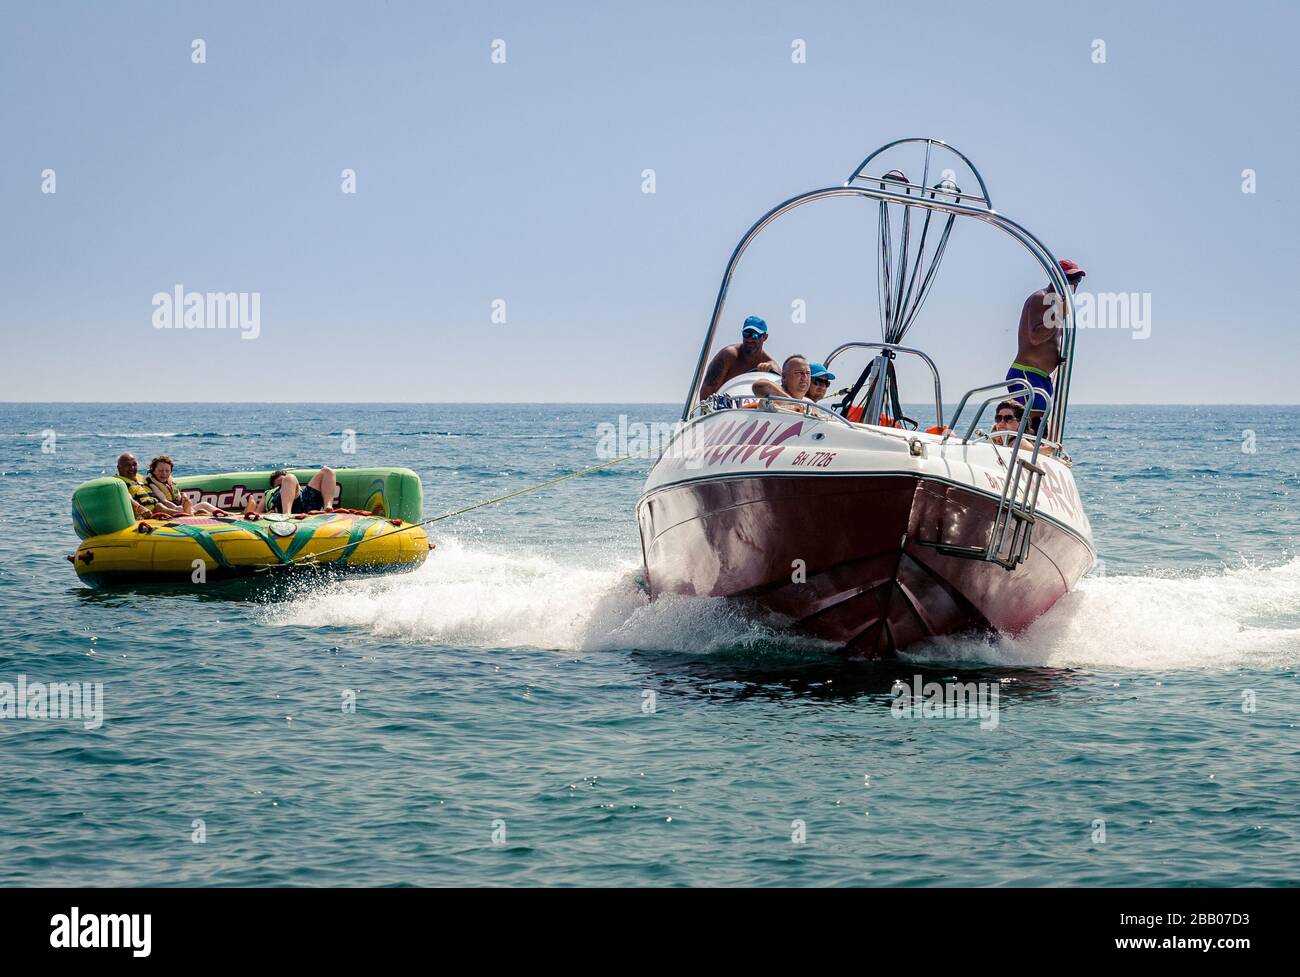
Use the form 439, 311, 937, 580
0, 403, 1296, 886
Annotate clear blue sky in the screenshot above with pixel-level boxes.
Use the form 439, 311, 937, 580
1, 0, 1295, 403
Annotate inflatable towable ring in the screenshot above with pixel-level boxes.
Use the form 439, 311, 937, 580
68, 466, 428, 587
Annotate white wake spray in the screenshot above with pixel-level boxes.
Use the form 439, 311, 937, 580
266, 540, 1300, 670
906, 558, 1300, 670
266, 537, 829, 656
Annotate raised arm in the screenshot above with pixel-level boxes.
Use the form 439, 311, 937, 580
751, 377, 788, 398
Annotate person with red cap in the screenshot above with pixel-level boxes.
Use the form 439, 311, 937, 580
1006, 258, 1085, 428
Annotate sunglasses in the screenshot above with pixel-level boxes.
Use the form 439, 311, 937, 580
995, 413, 1019, 422
742, 331, 763, 339
810, 377, 830, 386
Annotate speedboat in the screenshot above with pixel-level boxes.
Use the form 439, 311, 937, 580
636, 138, 1094, 657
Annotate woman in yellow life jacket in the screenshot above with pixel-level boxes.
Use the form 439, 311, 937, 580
145, 456, 226, 516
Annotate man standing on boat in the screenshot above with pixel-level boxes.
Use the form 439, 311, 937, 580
698, 315, 781, 399
1008, 259, 1085, 425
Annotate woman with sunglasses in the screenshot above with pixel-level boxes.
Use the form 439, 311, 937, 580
990, 401, 1023, 440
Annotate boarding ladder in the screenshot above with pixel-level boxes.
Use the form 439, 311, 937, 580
985, 451, 1045, 569
926, 379, 1053, 570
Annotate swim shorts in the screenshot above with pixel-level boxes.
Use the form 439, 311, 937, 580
1006, 363, 1054, 413
293, 486, 325, 513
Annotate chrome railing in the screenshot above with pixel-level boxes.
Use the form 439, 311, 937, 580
690, 394, 856, 427
822, 341, 944, 428
942, 379, 1050, 446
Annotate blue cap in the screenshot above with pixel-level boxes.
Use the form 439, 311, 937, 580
810, 362, 835, 382
741, 315, 767, 337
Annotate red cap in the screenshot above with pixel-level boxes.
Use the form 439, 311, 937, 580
1059, 259, 1086, 279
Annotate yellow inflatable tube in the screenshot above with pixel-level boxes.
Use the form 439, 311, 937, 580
71, 512, 430, 587
69, 467, 430, 587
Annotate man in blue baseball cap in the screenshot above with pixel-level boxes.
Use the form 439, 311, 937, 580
807, 362, 836, 403
699, 315, 781, 399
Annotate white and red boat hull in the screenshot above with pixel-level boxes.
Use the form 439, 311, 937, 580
637, 410, 1094, 657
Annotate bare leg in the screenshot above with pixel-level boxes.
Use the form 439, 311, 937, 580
309, 466, 337, 511
277, 475, 300, 514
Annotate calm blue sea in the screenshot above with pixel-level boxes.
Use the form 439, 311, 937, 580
0, 403, 1297, 886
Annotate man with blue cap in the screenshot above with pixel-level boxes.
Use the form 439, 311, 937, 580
807, 362, 836, 403
698, 315, 781, 400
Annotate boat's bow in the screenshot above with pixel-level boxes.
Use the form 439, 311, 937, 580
637, 407, 1093, 656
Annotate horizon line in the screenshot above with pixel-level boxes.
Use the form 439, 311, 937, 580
1, 401, 1298, 408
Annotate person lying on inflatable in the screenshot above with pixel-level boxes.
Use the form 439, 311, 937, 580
243, 467, 338, 517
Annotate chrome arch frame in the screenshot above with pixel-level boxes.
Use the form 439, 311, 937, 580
848, 137, 994, 208
681, 141, 1077, 445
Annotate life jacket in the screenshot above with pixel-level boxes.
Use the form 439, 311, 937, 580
118, 474, 160, 507
844, 407, 942, 432
146, 475, 181, 504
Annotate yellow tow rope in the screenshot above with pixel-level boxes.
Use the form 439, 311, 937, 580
253, 453, 638, 573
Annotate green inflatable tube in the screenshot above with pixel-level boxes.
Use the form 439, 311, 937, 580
71, 477, 137, 539
72, 467, 424, 540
